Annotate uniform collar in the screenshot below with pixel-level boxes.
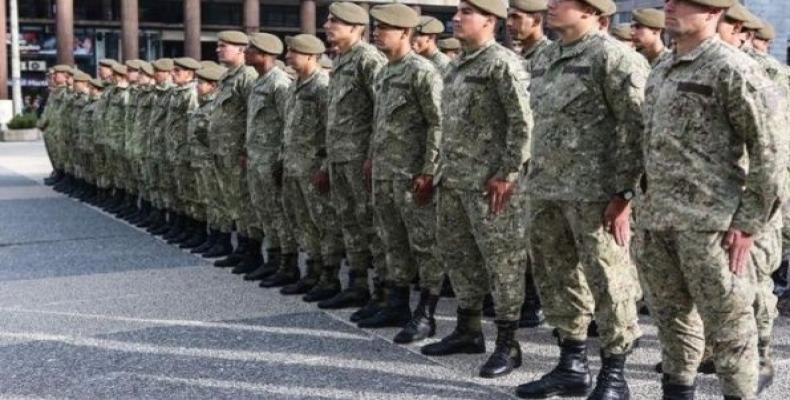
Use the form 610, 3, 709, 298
671, 35, 719, 66
456, 39, 496, 67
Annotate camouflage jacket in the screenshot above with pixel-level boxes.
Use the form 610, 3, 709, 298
37, 85, 68, 132
637, 36, 788, 234
440, 39, 532, 190
68, 92, 89, 145
425, 50, 451, 74
95, 83, 116, 147
105, 86, 130, 152
128, 85, 155, 160
282, 70, 330, 177
123, 84, 142, 155
326, 40, 386, 163
372, 51, 442, 180
527, 30, 649, 201
188, 91, 217, 168
246, 67, 291, 167
164, 81, 199, 165
522, 36, 552, 73
743, 45, 790, 91
76, 96, 98, 151
208, 64, 257, 169
146, 82, 175, 160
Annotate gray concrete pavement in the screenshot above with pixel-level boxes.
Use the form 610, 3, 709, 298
0, 141, 787, 400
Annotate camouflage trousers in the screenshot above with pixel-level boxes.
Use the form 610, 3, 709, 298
141, 157, 158, 204
195, 161, 221, 228
437, 187, 527, 321
373, 179, 443, 294
282, 175, 344, 267
529, 200, 640, 356
782, 202, 790, 260
212, 158, 242, 233
330, 160, 386, 285
236, 168, 262, 240
248, 162, 298, 254
174, 163, 199, 216
637, 230, 758, 398
43, 130, 60, 170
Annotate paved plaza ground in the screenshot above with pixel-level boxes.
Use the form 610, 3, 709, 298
0, 141, 787, 399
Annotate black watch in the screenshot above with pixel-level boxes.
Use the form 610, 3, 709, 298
615, 189, 635, 201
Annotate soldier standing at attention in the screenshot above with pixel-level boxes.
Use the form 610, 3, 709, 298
204, 31, 258, 259
237, 33, 298, 278
631, 8, 669, 66
635, 0, 787, 398
515, 0, 648, 398
319, 2, 388, 315
354, 3, 444, 343
411, 16, 451, 72
419, 0, 532, 380
438, 38, 462, 59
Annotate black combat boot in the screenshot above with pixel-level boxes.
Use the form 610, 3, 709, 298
163, 214, 185, 241
303, 264, 342, 302
118, 193, 139, 218
180, 220, 208, 249
170, 217, 195, 244
480, 320, 522, 378
146, 209, 169, 232
232, 238, 264, 274
421, 308, 485, 356
654, 359, 715, 375
515, 339, 593, 398
758, 340, 774, 394
273, 259, 317, 292
94, 188, 111, 207
256, 253, 297, 286
214, 235, 248, 267
128, 200, 150, 224
106, 190, 127, 213
439, 275, 455, 297
192, 229, 219, 254
318, 271, 371, 309
357, 285, 412, 328
44, 170, 63, 186
149, 211, 173, 235
483, 293, 496, 318
202, 231, 232, 258
588, 352, 629, 400
349, 280, 385, 322
520, 270, 545, 328
394, 289, 439, 344
244, 248, 281, 281
661, 375, 695, 400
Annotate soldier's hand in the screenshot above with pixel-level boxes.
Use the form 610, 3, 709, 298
723, 229, 753, 276
311, 170, 331, 194
486, 178, 515, 216
412, 174, 434, 207
363, 159, 373, 193
603, 197, 631, 247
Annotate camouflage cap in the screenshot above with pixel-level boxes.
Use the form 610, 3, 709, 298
319, 54, 333, 69
217, 30, 249, 45
329, 2, 370, 25
465, 0, 507, 18
139, 61, 154, 76
370, 3, 420, 28
438, 37, 461, 50
73, 70, 91, 82
200, 60, 220, 70
684, 0, 735, 8
285, 34, 326, 55
250, 32, 284, 55
89, 78, 105, 89
416, 16, 444, 35
580, 0, 616, 15
152, 58, 174, 72
125, 59, 144, 70
632, 8, 665, 29
511, 0, 548, 13
98, 59, 117, 68
610, 24, 632, 41
196, 66, 227, 82
756, 21, 775, 40
174, 57, 202, 70
112, 63, 128, 76
52, 64, 73, 73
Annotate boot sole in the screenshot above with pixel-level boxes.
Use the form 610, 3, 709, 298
421, 345, 486, 356
515, 387, 592, 399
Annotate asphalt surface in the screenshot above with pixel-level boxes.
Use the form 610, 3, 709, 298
0, 141, 787, 400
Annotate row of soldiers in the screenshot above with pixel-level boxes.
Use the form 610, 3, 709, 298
37, 0, 790, 399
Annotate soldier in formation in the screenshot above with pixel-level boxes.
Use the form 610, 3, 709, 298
37, 0, 790, 399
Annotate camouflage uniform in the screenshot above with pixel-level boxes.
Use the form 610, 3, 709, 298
439, 39, 532, 321
527, 31, 647, 355
75, 93, 98, 184
281, 70, 345, 279
371, 51, 443, 294
38, 86, 66, 171
93, 82, 115, 190
424, 50, 451, 73
70, 91, 90, 181
189, 91, 219, 227
129, 84, 156, 204
327, 40, 387, 286
123, 83, 145, 198
637, 36, 788, 398
105, 85, 130, 191
522, 36, 551, 72
207, 64, 258, 233
164, 81, 199, 214
58, 90, 77, 176
246, 67, 298, 253
145, 82, 174, 210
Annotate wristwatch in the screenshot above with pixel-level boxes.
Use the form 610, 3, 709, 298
615, 189, 635, 201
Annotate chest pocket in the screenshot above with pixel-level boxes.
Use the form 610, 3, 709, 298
383, 81, 411, 114
668, 81, 715, 135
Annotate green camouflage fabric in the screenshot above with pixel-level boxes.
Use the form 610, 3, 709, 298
425, 50, 451, 73
637, 230, 759, 398
105, 86, 130, 188
326, 40, 385, 162
246, 67, 296, 253
441, 39, 532, 189
372, 51, 442, 180
637, 36, 788, 235
748, 227, 781, 366
58, 91, 77, 172
144, 82, 174, 207
70, 92, 91, 178
189, 92, 220, 226
371, 51, 443, 291
128, 85, 155, 162
529, 199, 641, 354
527, 30, 648, 201
166, 82, 199, 212
76, 95, 97, 153
39, 86, 68, 170
208, 64, 257, 231
522, 36, 552, 72
91, 84, 113, 189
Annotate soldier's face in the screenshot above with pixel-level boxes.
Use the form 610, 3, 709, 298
443, 49, 460, 59
631, 24, 659, 50
99, 66, 113, 80
664, 0, 722, 37
285, 49, 311, 72
216, 41, 245, 65
127, 69, 140, 83
716, 19, 743, 47
372, 23, 408, 52
452, 3, 494, 41
154, 71, 171, 84
53, 72, 68, 85
752, 37, 769, 52
197, 79, 217, 96
324, 15, 357, 44
74, 81, 89, 94
411, 35, 430, 54
547, 0, 591, 30
172, 66, 194, 85
506, 10, 539, 41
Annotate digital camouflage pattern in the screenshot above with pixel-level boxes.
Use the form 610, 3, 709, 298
425, 50, 451, 73
189, 91, 221, 227
522, 36, 551, 73
164, 82, 199, 213
144, 82, 173, 208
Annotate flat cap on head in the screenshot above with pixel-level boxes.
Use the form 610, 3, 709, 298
511, 0, 548, 13
52, 64, 73, 73
73, 70, 91, 82
139, 61, 154, 76
438, 37, 461, 50
589, 0, 617, 17
249, 32, 284, 55
89, 78, 105, 89
370, 3, 420, 28
286, 34, 326, 55
152, 58, 174, 72
174, 57, 202, 70
125, 59, 144, 70
611, 24, 632, 41
756, 21, 775, 40
632, 8, 665, 29
98, 59, 117, 68
200, 60, 220, 70
417, 16, 445, 35
112, 64, 127, 76
684, 0, 736, 8
218, 30, 249, 45
196, 66, 227, 82
329, 2, 370, 25
465, 0, 508, 19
